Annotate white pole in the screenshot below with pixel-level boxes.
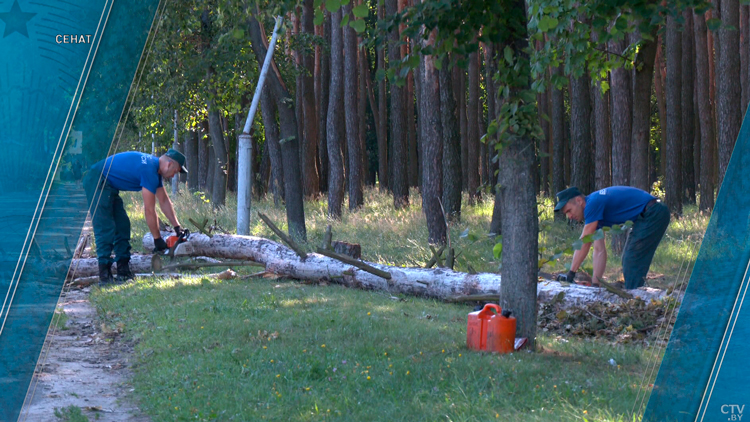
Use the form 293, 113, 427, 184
243, 16, 283, 134
151, 133, 155, 156
172, 109, 179, 195
238, 16, 283, 235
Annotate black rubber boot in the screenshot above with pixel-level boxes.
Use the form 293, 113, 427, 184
98, 262, 113, 285
115, 258, 134, 282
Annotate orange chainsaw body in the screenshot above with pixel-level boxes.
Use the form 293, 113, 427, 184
166, 235, 180, 248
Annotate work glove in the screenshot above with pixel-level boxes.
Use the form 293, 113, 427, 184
174, 225, 183, 237
153, 237, 168, 253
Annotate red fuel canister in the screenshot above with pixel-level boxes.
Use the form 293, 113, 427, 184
466, 304, 501, 351
487, 309, 516, 354
467, 305, 517, 354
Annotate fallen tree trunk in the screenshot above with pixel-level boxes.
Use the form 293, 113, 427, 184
67, 233, 669, 308
144, 233, 667, 307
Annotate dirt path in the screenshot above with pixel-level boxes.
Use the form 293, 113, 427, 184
19, 287, 149, 422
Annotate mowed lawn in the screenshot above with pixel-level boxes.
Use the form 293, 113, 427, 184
93, 276, 656, 421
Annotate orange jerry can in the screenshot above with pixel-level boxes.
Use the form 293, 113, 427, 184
487, 309, 516, 354
466, 304, 517, 354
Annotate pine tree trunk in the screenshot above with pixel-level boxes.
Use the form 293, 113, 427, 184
387, 0, 409, 208
550, 63, 565, 206
257, 136, 270, 198
478, 45, 488, 189
364, 49, 381, 181
712, 1, 722, 190
326, 9, 345, 218
592, 77, 612, 190
564, 119, 571, 186
609, 37, 633, 253
459, 66, 468, 190
538, 87, 549, 194
358, 35, 369, 186
654, 38, 668, 179
317, 15, 330, 194
375, 2, 389, 192
630, 29, 658, 192
377, 2, 388, 191
569, 72, 593, 193
550, 65, 566, 197
694, 11, 716, 211
277, 96, 307, 240
207, 94, 227, 206
261, 88, 285, 207
486, 44, 500, 194
467, 51, 480, 204
718, 0, 742, 188
609, 38, 632, 187
419, 30, 446, 245
199, 121, 209, 192
693, 85, 701, 199
206, 141, 215, 198
343, 4, 363, 210
186, 129, 199, 193
682, 10, 696, 204
490, 66, 503, 234
407, 59, 419, 189
300, 0, 320, 197
666, 14, 683, 214
226, 115, 238, 194
440, 56, 462, 222
414, 44, 423, 193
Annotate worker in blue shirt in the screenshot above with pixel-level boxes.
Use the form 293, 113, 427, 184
554, 186, 670, 289
83, 149, 187, 284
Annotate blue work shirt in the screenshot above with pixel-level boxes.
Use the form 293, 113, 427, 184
584, 186, 655, 228
94, 152, 163, 194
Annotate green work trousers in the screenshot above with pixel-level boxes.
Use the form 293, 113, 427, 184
83, 163, 132, 265
621, 201, 670, 289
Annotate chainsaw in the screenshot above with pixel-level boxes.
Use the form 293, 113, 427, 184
151, 228, 190, 271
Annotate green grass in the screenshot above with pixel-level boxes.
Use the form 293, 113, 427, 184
54, 405, 89, 422
92, 276, 658, 421
121, 186, 708, 289
52, 305, 69, 331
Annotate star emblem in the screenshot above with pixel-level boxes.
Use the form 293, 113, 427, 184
0, 0, 35, 38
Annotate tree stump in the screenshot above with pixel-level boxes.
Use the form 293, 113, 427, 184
332, 241, 361, 259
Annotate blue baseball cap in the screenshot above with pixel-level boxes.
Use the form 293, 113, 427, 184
554, 186, 583, 211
